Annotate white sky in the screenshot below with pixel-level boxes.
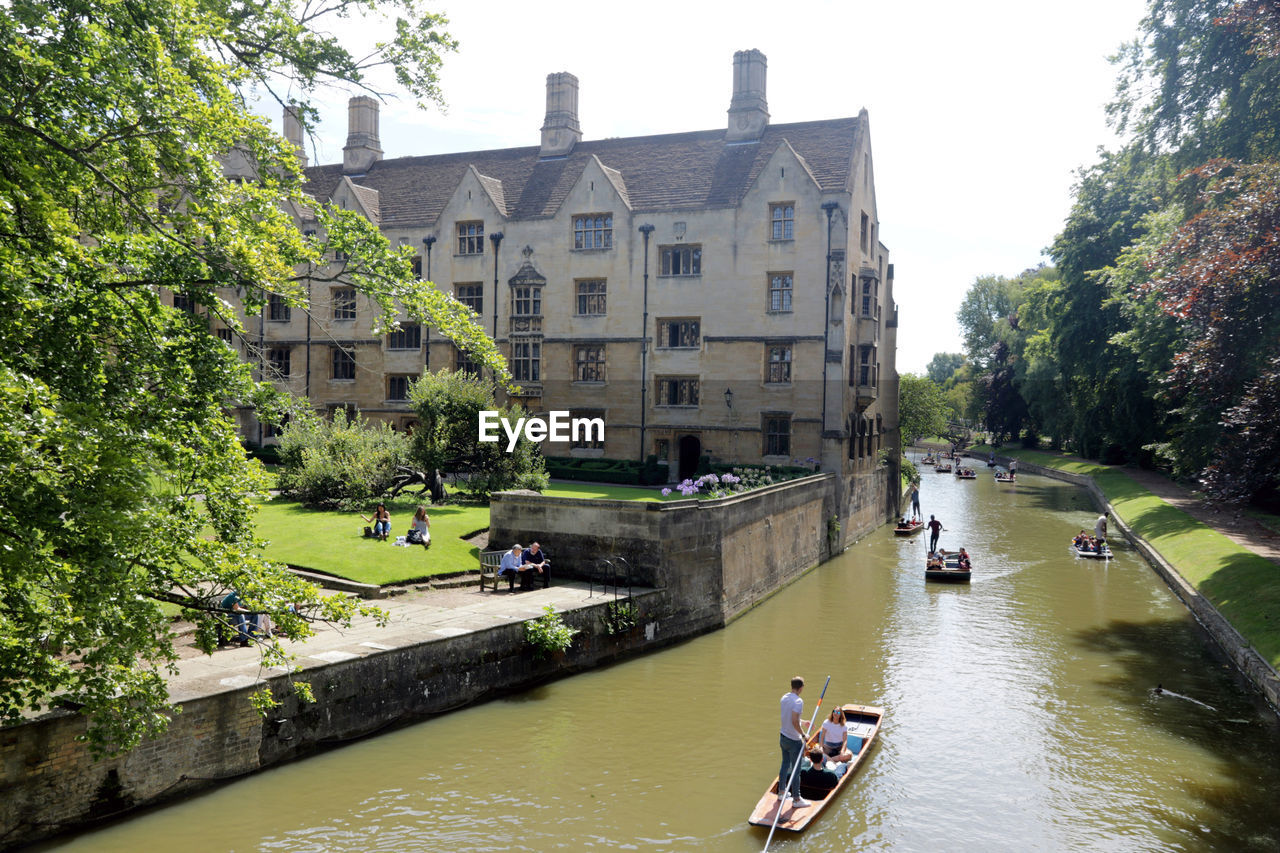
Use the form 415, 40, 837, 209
278, 0, 1150, 373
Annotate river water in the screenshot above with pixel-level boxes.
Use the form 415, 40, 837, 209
52, 467, 1280, 852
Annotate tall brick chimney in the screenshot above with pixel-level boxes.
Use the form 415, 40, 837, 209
726, 49, 769, 143
343, 96, 383, 175
540, 73, 582, 158
283, 105, 307, 168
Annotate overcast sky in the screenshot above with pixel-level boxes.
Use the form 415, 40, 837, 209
277, 0, 1150, 373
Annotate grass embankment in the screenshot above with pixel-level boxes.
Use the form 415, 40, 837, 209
539, 482, 671, 502
974, 446, 1280, 669
254, 496, 490, 587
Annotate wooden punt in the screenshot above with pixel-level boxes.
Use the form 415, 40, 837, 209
925, 552, 971, 582
994, 472, 1016, 483
893, 521, 924, 536
921, 454, 937, 465
934, 463, 953, 473
747, 704, 884, 833
1072, 542, 1113, 559
954, 468, 977, 479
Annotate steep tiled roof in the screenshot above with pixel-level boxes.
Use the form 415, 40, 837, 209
344, 178, 382, 224
304, 117, 861, 229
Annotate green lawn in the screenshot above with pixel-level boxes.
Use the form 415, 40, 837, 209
254, 496, 490, 586
539, 481, 673, 502
977, 446, 1280, 669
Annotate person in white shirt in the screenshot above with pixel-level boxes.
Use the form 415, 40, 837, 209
778, 676, 812, 809
818, 707, 854, 762
1094, 512, 1109, 551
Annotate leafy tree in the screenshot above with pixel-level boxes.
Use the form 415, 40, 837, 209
926, 352, 965, 386
409, 371, 549, 499
897, 373, 950, 445
0, 0, 497, 752
1144, 160, 1280, 497
276, 409, 411, 508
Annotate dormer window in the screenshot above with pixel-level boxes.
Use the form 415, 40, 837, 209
770, 203, 794, 240
457, 221, 485, 255
573, 214, 612, 249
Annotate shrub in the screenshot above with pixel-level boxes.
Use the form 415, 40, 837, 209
275, 409, 410, 508
524, 604, 579, 658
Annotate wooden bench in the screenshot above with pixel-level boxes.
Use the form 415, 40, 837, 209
478, 550, 553, 591
478, 549, 509, 592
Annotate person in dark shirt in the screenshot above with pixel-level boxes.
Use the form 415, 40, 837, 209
799, 748, 842, 795
926, 515, 944, 552
519, 542, 550, 590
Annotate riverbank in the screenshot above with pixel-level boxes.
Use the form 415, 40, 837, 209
972, 446, 1280, 709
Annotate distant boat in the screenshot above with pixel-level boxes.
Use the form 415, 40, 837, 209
934, 463, 953, 473
955, 467, 977, 479
994, 472, 1016, 483
1072, 542, 1113, 559
921, 454, 937, 465
894, 520, 924, 536
926, 551, 971, 582
747, 704, 884, 834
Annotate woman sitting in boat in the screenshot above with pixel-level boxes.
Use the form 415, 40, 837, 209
958, 548, 971, 570
1072, 530, 1088, 549
816, 708, 854, 762
895, 517, 913, 530
927, 551, 945, 569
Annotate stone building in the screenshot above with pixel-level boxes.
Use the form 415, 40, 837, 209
232, 49, 898, 492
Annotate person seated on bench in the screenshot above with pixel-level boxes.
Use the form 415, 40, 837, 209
519, 542, 550, 589
498, 543, 524, 591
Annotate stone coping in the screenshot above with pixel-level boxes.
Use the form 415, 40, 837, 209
494, 472, 834, 512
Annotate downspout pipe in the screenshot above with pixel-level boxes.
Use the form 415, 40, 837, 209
638, 223, 655, 462
820, 201, 840, 452
489, 231, 504, 379
422, 235, 435, 370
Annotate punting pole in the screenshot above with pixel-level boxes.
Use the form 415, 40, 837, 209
764, 674, 831, 852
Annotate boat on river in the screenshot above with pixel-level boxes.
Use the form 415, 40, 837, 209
747, 704, 884, 833
994, 472, 1016, 483
894, 520, 924, 536
921, 454, 937, 465
1072, 542, 1113, 559
934, 463, 953, 473
925, 550, 971, 582
955, 467, 977, 479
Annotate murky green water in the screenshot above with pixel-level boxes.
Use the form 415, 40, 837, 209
50, 467, 1280, 851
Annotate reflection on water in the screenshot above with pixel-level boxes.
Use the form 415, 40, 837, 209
50, 466, 1280, 852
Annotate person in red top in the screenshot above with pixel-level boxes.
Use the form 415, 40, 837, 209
926, 515, 944, 552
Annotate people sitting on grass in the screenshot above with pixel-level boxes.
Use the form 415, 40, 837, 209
407, 505, 431, 548
519, 542, 550, 589
361, 502, 391, 541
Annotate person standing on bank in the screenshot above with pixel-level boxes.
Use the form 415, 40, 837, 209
1094, 511, 1108, 552
927, 514, 944, 553
778, 676, 813, 809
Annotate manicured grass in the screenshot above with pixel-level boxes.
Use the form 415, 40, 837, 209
539, 481, 673, 502
979, 446, 1280, 669
253, 496, 490, 586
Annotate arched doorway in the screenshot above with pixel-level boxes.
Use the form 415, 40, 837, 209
677, 434, 701, 481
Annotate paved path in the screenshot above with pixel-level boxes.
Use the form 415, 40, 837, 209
167, 581, 642, 704
1120, 468, 1280, 566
